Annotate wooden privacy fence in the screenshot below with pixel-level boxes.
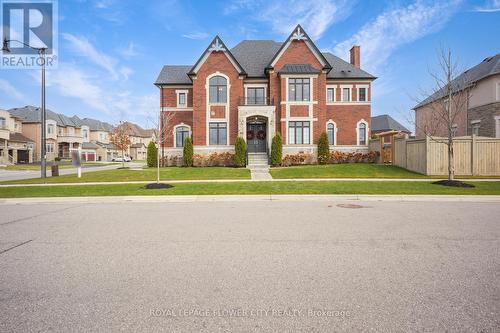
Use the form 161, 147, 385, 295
370, 136, 500, 176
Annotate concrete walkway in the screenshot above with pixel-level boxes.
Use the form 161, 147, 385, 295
0, 177, 498, 187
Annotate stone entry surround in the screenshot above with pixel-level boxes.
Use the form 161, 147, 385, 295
237, 105, 276, 156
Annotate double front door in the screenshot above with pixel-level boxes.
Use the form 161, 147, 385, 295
247, 123, 267, 153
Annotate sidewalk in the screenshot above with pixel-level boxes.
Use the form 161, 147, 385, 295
2, 194, 500, 204
0, 177, 498, 187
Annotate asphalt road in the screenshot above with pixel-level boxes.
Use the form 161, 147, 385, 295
0, 162, 144, 181
0, 199, 499, 332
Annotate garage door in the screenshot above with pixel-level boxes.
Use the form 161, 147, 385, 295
86, 153, 96, 162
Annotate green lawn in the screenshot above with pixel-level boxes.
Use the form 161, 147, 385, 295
1, 181, 499, 198
270, 164, 427, 179
1, 167, 251, 184
0, 162, 114, 171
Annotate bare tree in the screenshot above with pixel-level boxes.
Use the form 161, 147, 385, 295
110, 122, 132, 168
146, 111, 173, 184
412, 48, 474, 181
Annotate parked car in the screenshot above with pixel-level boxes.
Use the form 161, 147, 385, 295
112, 156, 132, 162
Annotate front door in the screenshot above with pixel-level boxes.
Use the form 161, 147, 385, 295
247, 123, 267, 153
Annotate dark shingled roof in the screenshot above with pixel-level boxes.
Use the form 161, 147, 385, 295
155, 65, 192, 85
231, 40, 282, 77
9, 132, 34, 142
414, 54, 500, 109
371, 115, 410, 134
278, 64, 321, 74
155, 40, 376, 85
323, 52, 376, 79
82, 142, 100, 149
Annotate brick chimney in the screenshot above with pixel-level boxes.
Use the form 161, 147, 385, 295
350, 45, 360, 69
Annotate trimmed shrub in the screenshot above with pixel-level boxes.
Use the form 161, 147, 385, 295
282, 153, 315, 166
234, 136, 247, 167
317, 132, 330, 165
147, 141, 157, 167
193, 153, 235, 167
183, 137, 193, 167
271, 133, 282, 167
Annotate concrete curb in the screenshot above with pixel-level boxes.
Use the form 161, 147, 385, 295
2, 194, 500, 205
1, 178, 499, 187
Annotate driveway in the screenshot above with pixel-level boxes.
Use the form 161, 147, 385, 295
0, 162, 145, 182
0, 199, 498, 332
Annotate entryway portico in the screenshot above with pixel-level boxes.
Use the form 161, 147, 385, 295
237, 105, 276, 156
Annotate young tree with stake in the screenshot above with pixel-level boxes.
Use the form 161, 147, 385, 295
110, 122, 132, 168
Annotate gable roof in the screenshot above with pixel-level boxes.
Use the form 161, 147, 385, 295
121, 121, 153, 138
414, 53, 500, 109
9, 132, 34, 143
266, 24, 331, 71
188, 36, 246, 77
371, 115, 410, 133
323, 52, 376, 79
9, 106, 81, 127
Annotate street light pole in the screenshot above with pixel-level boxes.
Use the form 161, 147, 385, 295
3, 38, 48, 178
40, 48, 47, 178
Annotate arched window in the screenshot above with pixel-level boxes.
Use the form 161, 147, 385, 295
327, 123, 335, 145
358, 123, 367, 145
175, 126, 190, 147
0, 117, 6, 129
209, 76, 227, 103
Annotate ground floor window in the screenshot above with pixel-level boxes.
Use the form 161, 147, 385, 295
358, 123, 367, 145
209, 122, 227, 145
46, 143, 54, 153
327, 123, 335, 145
288, 121, 310, 144
175, 126, 190, 147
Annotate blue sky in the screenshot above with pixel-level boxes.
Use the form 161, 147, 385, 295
0, 0, 499, 131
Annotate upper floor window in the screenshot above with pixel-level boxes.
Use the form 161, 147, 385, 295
0, 117, 6, 129
327, 88, 335, 103
342, 88, 351, 102
327, 123, 335, 145
288, 121, 310, 144
288, 78, 310, 102
68, 127, 75, 136
247, 87, 265, 105
175, 126, 190, 148
47, 124, 55, 135
82, 129, 89, 140
58, 127, 63, 135
178, 92, 186, 107
209, 76, 227, 103
358, 122, 367, 145
358, 87, 367, 102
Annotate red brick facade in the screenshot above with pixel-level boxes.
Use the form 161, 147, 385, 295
157, 26, 374, 152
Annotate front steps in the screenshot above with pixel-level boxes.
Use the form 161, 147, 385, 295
247, 153, 272, 180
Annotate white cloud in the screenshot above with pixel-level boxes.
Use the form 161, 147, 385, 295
62, 33, 133, 81
333, 0, 463, 74
182, 32, 210, 40
474, 0, 500, 12
0, 79, 24, 100
225, 0, 354, 40
119, 42, 139, 59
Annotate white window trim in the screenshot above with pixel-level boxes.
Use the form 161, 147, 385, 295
495, 116, 500, 138
326, 119, 338, 146
340, 85, 352, 102
326, 85, 335, 104
356, 119, 369, 146
173, 123, 191, 148
356, 84, 369, 102
244, 84, 267, 102
285, 76, 315, 103
176, 90, 189, 108
205, 72, 230, 146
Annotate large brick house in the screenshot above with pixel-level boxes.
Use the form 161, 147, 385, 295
155, 25, 376, 162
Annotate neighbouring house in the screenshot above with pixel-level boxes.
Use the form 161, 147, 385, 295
371, 115, 411, 138
155, 25, 376, 162
72, 117, 117, 161
120, 122, 155, 160
414, 54, 500, 138
0, 109, 34, 165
